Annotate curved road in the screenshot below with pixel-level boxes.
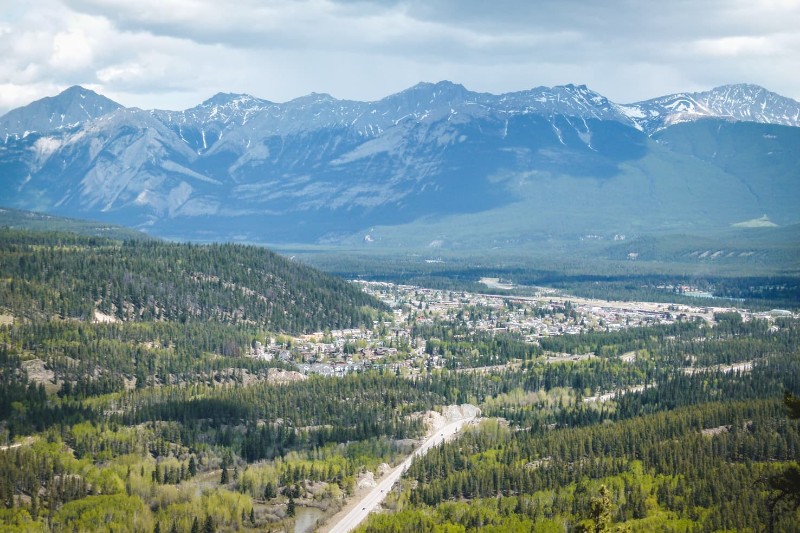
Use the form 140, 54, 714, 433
324, 416, 475, 533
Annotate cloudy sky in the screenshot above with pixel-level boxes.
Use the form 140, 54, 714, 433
1, 0, 799, 114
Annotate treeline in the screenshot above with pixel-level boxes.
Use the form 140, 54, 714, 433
490, 319, 800, 430
0, 228, 385, 332
0, 317, 305, 439
398, 399, 800, 531
355, 317, 800, 531
311, 250, 800, 310
2, 320, 294, 399
538, 313, 800, 362
0, 346, 94, 437
413, 322, 543, 367
116, 373, 432, 456
0, 208, 150, 241
0, 434, 248, 532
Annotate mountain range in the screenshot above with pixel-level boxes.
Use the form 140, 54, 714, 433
1, 81, 798, 248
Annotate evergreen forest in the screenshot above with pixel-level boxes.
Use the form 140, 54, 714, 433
0, 225, 798, 532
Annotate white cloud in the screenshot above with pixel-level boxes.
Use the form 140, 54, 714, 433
96, 62, 148, 85
693, 36, 779, 57
0, 0, 798, 115
50, 27, 95, 71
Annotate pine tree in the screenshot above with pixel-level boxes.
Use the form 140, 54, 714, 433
590, 485, 614, 533
770, 392, 800, 516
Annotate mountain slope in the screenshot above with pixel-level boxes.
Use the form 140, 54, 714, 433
0, 82, 798, 247
341, 122, 799, 248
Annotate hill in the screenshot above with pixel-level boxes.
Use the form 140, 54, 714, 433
0, 228, 384, 332
0, 206, 151, 241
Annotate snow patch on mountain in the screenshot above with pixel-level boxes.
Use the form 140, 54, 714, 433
32, 136, 62, 163
227, 141, 271, 175
332, 125, 407, 164
160, 160, 221, 185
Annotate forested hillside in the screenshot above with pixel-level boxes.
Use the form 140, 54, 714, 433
0, 208, 149, 241
0, 228, 424, 531
0, 226, 798, 531
357, 317, 800, 532
0, 229, 383, 332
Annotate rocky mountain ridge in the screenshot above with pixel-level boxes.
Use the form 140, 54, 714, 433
0, 81, 798, 246
4, 82, 798, 141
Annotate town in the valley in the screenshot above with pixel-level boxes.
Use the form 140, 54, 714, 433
248, 280, 795, 377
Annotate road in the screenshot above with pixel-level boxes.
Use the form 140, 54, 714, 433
324, 416, 476, 533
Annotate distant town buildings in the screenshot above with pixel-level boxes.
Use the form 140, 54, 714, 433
246, 281, 793, 376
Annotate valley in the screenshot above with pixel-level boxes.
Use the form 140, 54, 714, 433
266, 280, 784, 378
0, 221, 798, 531
0, 78, 798, 532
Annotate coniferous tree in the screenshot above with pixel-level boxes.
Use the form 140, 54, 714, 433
770, 392, 800, 516
590, 485, 614, 533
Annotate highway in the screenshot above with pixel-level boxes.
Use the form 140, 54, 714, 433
324, 416, 475, 533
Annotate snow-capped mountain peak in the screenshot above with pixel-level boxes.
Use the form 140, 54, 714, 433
622, 83, 800, 133
160, 92, 274, 126
0, 85, 122, 141
1, 80, 798, 245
